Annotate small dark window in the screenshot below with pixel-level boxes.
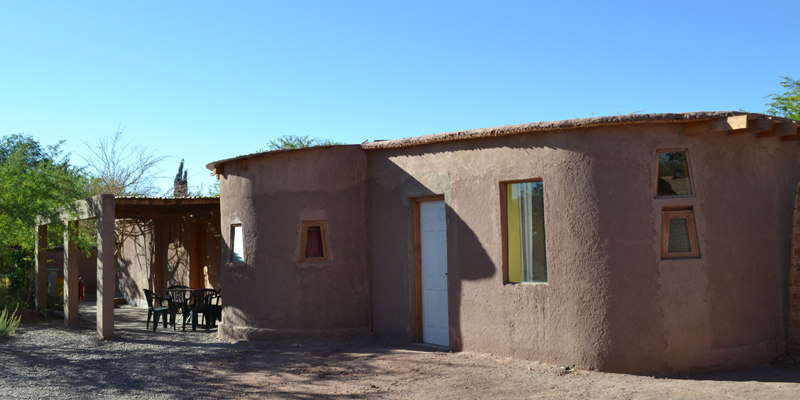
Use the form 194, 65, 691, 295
305, 226, 324, 258
300, 221, 329, 262
657, 151, 693, 196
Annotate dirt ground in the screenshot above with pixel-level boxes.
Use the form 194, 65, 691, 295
7, 311, 800, 399
218, 337, 800, 399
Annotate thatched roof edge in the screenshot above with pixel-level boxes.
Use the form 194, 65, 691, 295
360, 111, 747, 150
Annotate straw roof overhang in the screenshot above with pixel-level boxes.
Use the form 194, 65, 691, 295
205, 144, 363, 177
205, 112, 800, 172
361, 111, 793, 150
205, 144, 362, 174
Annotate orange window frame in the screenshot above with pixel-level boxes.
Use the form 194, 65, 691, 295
299, 220, 329, 262
661, 210, 700, 259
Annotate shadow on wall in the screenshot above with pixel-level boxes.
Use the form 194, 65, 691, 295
445, 202, 496, 350
369, 143, 497, 349
116, 219, 154, 304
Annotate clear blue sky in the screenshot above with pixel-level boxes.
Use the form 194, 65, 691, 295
1, 1, 797, 195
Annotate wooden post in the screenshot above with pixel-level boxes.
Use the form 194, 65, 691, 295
34, 224, 48, 312
63, 221, 79, 325
97, 194, 116, 338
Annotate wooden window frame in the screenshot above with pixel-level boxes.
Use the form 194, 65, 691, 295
299, 220, 330, 262
501, 179, 548, 284
661, 209, 700, 259
230, 224, 245, 264
655, 149, 695, 198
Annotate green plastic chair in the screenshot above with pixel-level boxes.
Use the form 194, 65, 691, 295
184, 289, 217, 331
143, 289, 173, 332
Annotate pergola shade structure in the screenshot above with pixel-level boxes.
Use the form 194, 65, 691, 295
35, 194, 220, 338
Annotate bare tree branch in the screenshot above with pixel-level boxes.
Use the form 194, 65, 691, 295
81, 129, 167, 197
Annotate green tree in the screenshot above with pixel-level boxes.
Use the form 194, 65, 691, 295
0, 134, 91, 308
765, 76, 800, 120
261, 135, 344, 151
205, 180, 220, 197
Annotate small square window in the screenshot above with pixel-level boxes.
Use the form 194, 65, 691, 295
656, 151, 693, 197
230, 224, 245, 263
661, 209, 699, 259
299, 221, 329, 262
505, 181, 547, 283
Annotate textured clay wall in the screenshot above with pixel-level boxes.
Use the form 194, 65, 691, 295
368, 130, 611, 370
118, 221, 157, 307
625, 127, 795, 373
790, 184, 800, 356
367, 124, 798, 374
218, 145, 370, 340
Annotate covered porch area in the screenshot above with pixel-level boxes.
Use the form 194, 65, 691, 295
34, 194, 221, 338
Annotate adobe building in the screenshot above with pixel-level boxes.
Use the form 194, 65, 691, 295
209, 111, 800, 374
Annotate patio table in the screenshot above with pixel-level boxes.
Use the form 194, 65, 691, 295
157, 288, 199, 330
158, 288, 219, 331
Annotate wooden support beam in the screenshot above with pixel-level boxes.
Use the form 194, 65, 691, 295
781, 124, 800, 142
685, 115, 749, 135
782, 135, 800, 142
731, 116, 773, 136
775, 121, 798, 136
213, 164, 224, 180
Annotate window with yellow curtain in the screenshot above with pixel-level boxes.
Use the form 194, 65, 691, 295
506, 181, 547, 283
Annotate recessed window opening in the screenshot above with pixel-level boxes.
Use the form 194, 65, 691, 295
300, 221, 329, 262
230, 224, 244, 263
661, 207, 699, 259
506, 181, 547, 283
305, 226, 324, 258
656, 151, 693, 197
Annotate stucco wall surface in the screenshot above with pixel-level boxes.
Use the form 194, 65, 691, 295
118, 221, 157, 307
367, 123, 798, 374
218, 145, 370, 340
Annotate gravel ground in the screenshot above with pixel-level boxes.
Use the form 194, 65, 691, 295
3, 312, 800, 399
0, 316, 245, 399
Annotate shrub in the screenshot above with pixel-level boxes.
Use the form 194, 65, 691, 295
0, 305, 21, 337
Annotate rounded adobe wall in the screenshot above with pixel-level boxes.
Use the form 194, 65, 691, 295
368, 129, 613, 370
596, 125, 793, 373
217, 146, 370, 339
368, 122, 795, 374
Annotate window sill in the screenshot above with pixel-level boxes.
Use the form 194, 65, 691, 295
660, 256, 701, 260
296, 261, 333, 269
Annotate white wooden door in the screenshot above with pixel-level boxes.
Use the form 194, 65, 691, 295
420, 200, 449, 347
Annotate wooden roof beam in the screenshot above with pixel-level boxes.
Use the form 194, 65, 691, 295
685, 115, 748, 135
212, 164, 224, 180
780, 122, 800, 142
730, 116, 774, 136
